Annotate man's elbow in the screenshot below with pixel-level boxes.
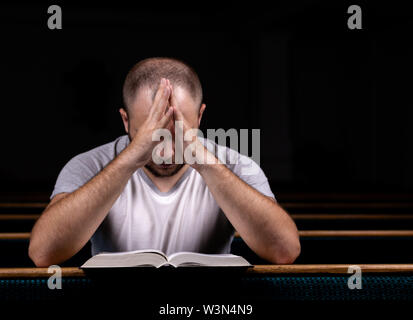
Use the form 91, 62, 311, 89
270, 238, 301, 265
28, 237, 55, 267
29, 247, 46, 267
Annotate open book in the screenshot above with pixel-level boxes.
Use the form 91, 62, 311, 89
81, 249, 251, 268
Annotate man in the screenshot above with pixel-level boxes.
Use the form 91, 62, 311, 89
29, 57, 300, 267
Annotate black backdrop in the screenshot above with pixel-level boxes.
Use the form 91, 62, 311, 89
0, 1, 412, 194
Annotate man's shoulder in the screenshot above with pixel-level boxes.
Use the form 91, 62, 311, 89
51, 135, 130, 200
67, 135, 130, 170
199, 136, 262, 177
199, 136, 249, 163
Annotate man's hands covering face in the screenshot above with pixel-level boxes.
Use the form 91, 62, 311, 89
169, 81, 219, 169
128, 78, 174, 168
127, 77, 218, 171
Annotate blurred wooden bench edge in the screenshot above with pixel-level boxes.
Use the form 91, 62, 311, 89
2, 202, 413, 210
4, 213, 413, 222
1, 191, 413, 203
3, 230, 413, 240
1, 264, 413, 278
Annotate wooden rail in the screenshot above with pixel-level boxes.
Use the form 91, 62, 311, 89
283, 202, 413, 209
1, 264, 413, 278
0, 267, 85, 278
273, 193, 413, 201
0, 214, 40, 220
1, 192, 412, 202
292, 213, 413, 220
1, 201, 413, 210
298, 230, 413, 237
2, 230, 413, 240
248, 264, 413, 274
0, 203, 47, 208
0, 233, 31, 239
3, 213, 413, 222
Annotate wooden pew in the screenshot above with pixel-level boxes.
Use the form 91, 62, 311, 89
1, 193, 413, 266
2, 264, 413, 277
2, 231, 413, 267
1, 191, 412, 232
3, 212, 413, 230
0, 232, 91, 267
1, 190, 413, 215
1, 200, 413, 212
0, 265, 412, 306
0, 215, 40, 232
232, 230, 413, 264
293, 213, 413, 230
2, 211, 413, 232
3, 230, 413, 240
0, 232, 31, 239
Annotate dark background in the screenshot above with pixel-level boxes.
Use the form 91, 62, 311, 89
0, 0, 412, 195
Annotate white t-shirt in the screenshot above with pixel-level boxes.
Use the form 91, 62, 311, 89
51, 135, 275, 256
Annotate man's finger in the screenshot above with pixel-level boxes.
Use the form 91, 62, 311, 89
150, 78, 165, 110
170, 82, 179, 108
149, 78, 165, 118
151, 78, 171, 119
158, 106, 174, 128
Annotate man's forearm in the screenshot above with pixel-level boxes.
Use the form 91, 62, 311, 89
29, 146, 141, 266
30, 79, 174, 267
195, 162, 300, 264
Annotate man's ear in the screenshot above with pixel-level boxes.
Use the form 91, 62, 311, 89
119, 107, 129, 133
198, 103, 206, 126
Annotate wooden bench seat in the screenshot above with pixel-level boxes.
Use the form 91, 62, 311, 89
2, 264, 413, 277
0, 265, 413, 306
1, 231, 413, 267
2, 230, 413, 240
3, 213, 413, 232
1, 200, 413, 214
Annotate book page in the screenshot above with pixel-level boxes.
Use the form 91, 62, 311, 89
168, 252, 251, 267
99, 249, 168, 260
81, 249, 168, 268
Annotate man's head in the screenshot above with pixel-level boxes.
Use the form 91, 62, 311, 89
119, 57, 206, 177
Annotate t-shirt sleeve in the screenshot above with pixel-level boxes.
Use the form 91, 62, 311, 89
50, 153, 100, 200
229, 151, 276, 201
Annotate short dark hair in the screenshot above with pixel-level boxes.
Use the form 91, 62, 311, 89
122, 57, 203, 112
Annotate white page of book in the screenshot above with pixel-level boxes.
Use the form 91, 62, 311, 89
167, 252, 251, 267
82, 249, 168, 268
